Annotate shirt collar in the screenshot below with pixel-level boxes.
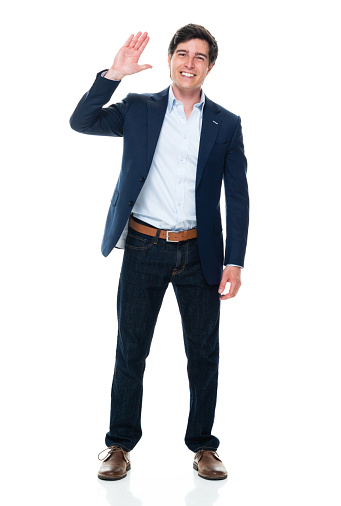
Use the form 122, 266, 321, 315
167, 85, 205, 117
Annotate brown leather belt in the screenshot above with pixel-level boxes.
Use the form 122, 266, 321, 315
129, 216, 197, 242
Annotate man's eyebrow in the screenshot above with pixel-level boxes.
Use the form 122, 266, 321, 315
175, 49, 208, 58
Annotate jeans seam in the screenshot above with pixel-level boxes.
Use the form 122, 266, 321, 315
174, 290, 189, 364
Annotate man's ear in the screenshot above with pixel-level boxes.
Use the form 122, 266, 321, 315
168, 54, 171, 69
207, 62, 215, 75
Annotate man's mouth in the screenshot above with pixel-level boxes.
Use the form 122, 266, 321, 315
180, 72, 196, 77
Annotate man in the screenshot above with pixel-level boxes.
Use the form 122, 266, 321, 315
70, 24, 249, 481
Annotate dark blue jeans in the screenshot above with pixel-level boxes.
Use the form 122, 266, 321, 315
105, 221, 221, 453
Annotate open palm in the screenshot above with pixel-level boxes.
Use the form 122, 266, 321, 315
111, 32, 152, 77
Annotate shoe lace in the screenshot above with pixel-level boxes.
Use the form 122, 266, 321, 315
195, 449, 221, 460
98, 445, 125, 461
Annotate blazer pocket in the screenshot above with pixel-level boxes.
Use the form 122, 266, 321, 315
111, 189, 119, 207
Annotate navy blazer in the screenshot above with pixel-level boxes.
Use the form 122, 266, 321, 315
70, 70, 249, 285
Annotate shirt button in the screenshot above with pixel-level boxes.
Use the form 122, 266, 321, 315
128, 201, 134, 206
178, 203, 182, 207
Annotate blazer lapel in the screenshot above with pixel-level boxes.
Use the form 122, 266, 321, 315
147, 88, 169, 169
196, 97, 221, 189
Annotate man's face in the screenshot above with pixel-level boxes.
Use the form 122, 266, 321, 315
168, 38, 213, 93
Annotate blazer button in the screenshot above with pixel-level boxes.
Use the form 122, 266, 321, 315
140, 176, 145, 182
128, 200, 134, 206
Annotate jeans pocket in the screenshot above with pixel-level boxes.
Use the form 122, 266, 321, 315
125, 228, 155, 250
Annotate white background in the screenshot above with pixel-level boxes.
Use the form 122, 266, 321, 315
1, 1, 341, 505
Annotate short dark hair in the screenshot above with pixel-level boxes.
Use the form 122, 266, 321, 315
168, 24, 218, 67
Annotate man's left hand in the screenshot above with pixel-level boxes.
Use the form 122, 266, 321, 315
218, 266, 241, 300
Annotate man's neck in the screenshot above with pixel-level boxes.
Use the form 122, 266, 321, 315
171, 84, 202, 116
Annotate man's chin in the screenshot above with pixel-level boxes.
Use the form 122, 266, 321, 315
175, 81, 200, 91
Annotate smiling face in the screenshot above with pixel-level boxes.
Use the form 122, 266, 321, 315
168, 38, 214, 95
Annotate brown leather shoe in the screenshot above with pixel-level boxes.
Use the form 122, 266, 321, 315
193, 450, 228, 480
98, 445, 131, 480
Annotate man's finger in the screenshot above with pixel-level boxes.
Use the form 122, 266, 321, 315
138, 64, 153, 72
219, 280, 240, 300
220, 289, 237, 300
135, 32, 149, 51
218, 279, 228, 294
124, 34, 134, 47
130, 31, 142, 47
218, 272, 230, 294
138, 36, 150, 55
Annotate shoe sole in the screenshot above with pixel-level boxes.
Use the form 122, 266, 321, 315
98, 463, 131, 481
193, 462, 228, 480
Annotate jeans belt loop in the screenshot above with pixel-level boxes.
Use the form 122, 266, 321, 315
153, 228, 161, 245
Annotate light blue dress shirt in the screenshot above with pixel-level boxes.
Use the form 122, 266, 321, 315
133, 85, 204, 231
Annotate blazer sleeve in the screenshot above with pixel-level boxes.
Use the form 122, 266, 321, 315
223, 117, 249, 267
69, 69, 132, 137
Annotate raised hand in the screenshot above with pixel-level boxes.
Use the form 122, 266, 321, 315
105, 32, 152, 81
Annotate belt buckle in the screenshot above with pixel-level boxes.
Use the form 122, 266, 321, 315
166, 231, 179, 242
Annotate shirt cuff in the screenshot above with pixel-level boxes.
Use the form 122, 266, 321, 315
226, 264, 243, 268
101, 70, 122, 81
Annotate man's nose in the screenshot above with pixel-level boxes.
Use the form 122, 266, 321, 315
185, 58, 195, 69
